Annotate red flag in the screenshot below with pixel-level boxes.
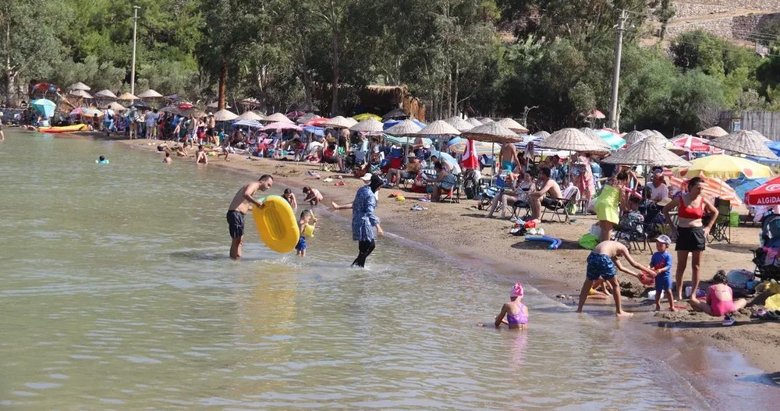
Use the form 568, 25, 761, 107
461, 139, 479, 170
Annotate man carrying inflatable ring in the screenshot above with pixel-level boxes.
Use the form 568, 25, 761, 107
227, 175, 274, 259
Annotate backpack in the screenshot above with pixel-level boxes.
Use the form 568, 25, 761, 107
463, 169, 479, 199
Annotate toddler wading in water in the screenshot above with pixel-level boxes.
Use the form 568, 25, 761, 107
495, 283, 529, 329
295, 210, 316, 257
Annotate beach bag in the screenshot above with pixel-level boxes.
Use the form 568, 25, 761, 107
578, 233, 599, 250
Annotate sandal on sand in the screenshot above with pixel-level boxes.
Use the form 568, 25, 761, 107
411, 204, 426, 211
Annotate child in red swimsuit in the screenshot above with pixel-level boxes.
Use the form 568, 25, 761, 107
690, 270, 747, 325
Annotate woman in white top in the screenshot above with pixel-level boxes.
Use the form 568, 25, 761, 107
646, 166, 670, 204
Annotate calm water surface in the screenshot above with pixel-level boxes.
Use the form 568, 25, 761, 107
1, 130, 706, 409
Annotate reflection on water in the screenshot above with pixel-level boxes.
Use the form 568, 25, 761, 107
0, 131, 700, 409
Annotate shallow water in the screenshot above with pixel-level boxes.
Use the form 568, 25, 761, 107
0, 130, 744, 409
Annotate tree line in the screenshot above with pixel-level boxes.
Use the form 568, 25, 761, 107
3, 0, 780, 134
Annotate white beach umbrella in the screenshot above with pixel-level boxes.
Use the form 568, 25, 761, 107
711, 130, 778, 159
137, 89, 163, 99
538, 128, 609, 153
235, 111, 265, 121
444, 116, 474, 132
213, 109, 238, 122
264, 112, 293, 123
497, 118, 528, 133
414, 120, 461, 137
350, 118, 384, 133
384, 119, 423, 136
603, 137, 691, 167
697, 126, 729, 139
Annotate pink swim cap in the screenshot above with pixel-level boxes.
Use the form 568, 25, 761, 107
510, 283, 524, 297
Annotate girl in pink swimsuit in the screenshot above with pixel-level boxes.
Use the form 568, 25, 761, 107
690, 270, 747, 324
495, 283, 529, 329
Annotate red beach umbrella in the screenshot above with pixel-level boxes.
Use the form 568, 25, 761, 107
745, 176, 780, 206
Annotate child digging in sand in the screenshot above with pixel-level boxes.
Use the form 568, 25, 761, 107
302, 186, 323, 206
576, 240, 656, 317
295, 210, 317, 257
649, 235, 677, 311
689, 270, 747, 326
495, 283, 529, 329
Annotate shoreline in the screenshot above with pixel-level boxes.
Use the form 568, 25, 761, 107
33, 130, 779, 378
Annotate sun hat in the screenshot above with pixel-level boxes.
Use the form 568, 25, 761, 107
360, 173, 373, 182
510, 282, 524, 297
656, 234, 672, 244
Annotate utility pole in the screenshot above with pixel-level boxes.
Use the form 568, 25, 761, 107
130, 5, 140, 96
608, 9, 627, 131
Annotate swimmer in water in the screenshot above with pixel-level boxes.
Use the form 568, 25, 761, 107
163, 151, 172, 164
495, 283, 529, 329
96, 155, 109, 164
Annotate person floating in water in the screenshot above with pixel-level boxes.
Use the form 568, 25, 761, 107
96, 155, 109, 164
576, 240, 655, 318
227, 175, 273, 259
495, 283, 529, 329
295, 210, 317, 257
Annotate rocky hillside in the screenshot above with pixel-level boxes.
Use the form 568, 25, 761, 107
663, 0, 780, 44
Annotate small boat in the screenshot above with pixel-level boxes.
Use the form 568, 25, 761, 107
37, 124, 89, 133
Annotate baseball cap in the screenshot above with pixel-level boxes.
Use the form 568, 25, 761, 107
656, 235, 672, 244
360, 173, 373, 182
651, 166, 664, 174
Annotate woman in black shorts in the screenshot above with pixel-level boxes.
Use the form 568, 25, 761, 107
662, 177, 718, 301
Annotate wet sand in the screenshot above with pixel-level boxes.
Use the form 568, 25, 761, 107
99, 136, 780, 379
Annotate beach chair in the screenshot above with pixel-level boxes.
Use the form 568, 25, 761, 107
540, 186, 579, 223
440, 174, 461, 203
612, 212, 648, 252
708, 198, 731, 244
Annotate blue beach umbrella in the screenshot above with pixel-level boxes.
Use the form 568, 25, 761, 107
726, 174, 768, 200
233, 119, 262, 128
383, 118, 425, 130
595, 129, 626, 150
31, 98, 56, 118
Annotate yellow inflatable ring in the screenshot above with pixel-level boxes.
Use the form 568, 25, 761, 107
252, 195, 300, 253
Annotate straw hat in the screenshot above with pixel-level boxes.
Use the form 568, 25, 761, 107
579, 128, 611, 151
414, 120, 461, 136
264, 112, 293, 123
537, 128, 608, 153
710, 130, 778, 159
462, 122, 520, 144
235, 111, 265, 121
212, 109, 238, 121
602, 137, 691, 167
444, 116, 474, 132
497, 118, 528, 133
350, 118, 384, 133
137, 89, 163, 99
384, 119, 423, 136
622, 130, 646, 145
697, 126, 728, 139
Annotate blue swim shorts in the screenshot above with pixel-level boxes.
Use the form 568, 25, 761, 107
655, 273, 672, 294
295, 236, 307, 252
586, 252, 616, 281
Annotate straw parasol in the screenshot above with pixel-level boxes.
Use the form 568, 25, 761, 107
533, 131, 551, 139
181, 107, 205, 118
622, 130, 646, 145
137, 89, 163, 99
478, 117, 494, 124
697, 126, 728, 139
462, 122, 520, 144
414, 120, 461, 137
344, 117, 358, 128
444, 116, 474, 132
206, 101, 231, 109
537, 128, 608, 153
117, 92, 139, 101
239, 97, 261, 107
94, 89, 117, 99
466, 118, 483, 127
602, 137, 691, 167
264, 112, 293, 123
580, 128, 612, 151
710, 130, 778, 159
749, 130, 771, 142
106, 102, 126, 112
158, 105, 181, 115
322, 115, 353, 129
642, 132, 668, 147
235, 111, 265, 121
212, 109, 238, 122
384, 119, 423, 136
297, 113, 318, 124
68, 82, 90, 91
497, 118, 528, 133
350, 118, 384, 133
69, 89, 92, 99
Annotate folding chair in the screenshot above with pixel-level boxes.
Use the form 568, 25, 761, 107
540, 187, 579, 223
708, 198, 731, 243
440, 174, 461, 203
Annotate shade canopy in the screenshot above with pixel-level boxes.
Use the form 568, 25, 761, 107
384, 119, 423, 136
69, 89, 92, 99
466, 118, 483, 127
350, 118, 384, 133
462, 122, 521, 144
213, 109, 238, 121
31, 99, 57, 117
235, 111, 265, 121
117, 92, 139, 101
94, 89, 117, 99
262, 122, 302, 131
264, 112, 293, 123
353, 113, 382, 122
665, 171, 743, 205
670, 134, 722, 154
585, 109, 606, 119
322, 115, 353, 129
710, 130, 778, 159
382, 108, 408, 121
602, 137, 691, 167
239, 97, 261, 106
745, 176, 780, 206
106, 102, 126, 112
414, 120, 461, 137
206, 101, 231, 108
497, 118, 528, 133
444, 116, 474, 132
580, 128, 612, 151
68, 82, 91, 91
674, 154, 773, 179
537, 128, 608, 153
533, 131, 550, 139
233, 119, 263, 128
137, 89, 163, 99
622, 130, 646, 145
697, 126, 729, 139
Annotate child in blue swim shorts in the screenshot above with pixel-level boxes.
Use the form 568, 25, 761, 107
577, 240, 655, 317
650, 235, 676, 311
295, 210, 316, 257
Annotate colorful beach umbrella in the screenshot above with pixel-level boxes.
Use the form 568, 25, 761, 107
745, 176, 780, 206
664, 171, 742, 205
670, 134, 721, 153
353, 113, 382, 122
262, 122, 302, 131
674, 155, 773, 179
31, 99, 56, 118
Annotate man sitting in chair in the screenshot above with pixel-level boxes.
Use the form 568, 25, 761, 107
388, 153, 422, 187
529, 167, 563, 223
428, 161, 458, 202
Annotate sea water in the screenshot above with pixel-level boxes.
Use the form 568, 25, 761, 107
0, 130, 741, 409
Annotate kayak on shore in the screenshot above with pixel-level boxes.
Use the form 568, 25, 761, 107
37, 124, 89, 134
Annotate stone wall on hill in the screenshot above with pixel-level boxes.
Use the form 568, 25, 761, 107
664, 1, 780, 42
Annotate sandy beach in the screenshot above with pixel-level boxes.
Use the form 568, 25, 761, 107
109, 136, 780, 373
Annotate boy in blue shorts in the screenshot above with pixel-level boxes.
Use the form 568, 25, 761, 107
650, 235, 676, 311
576, 240, 655, 317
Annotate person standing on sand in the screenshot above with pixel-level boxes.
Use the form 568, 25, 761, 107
498, 142, 520, 173
576, 240, 655, 317
227, 175, 273, 259
351, 174, 384, 267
